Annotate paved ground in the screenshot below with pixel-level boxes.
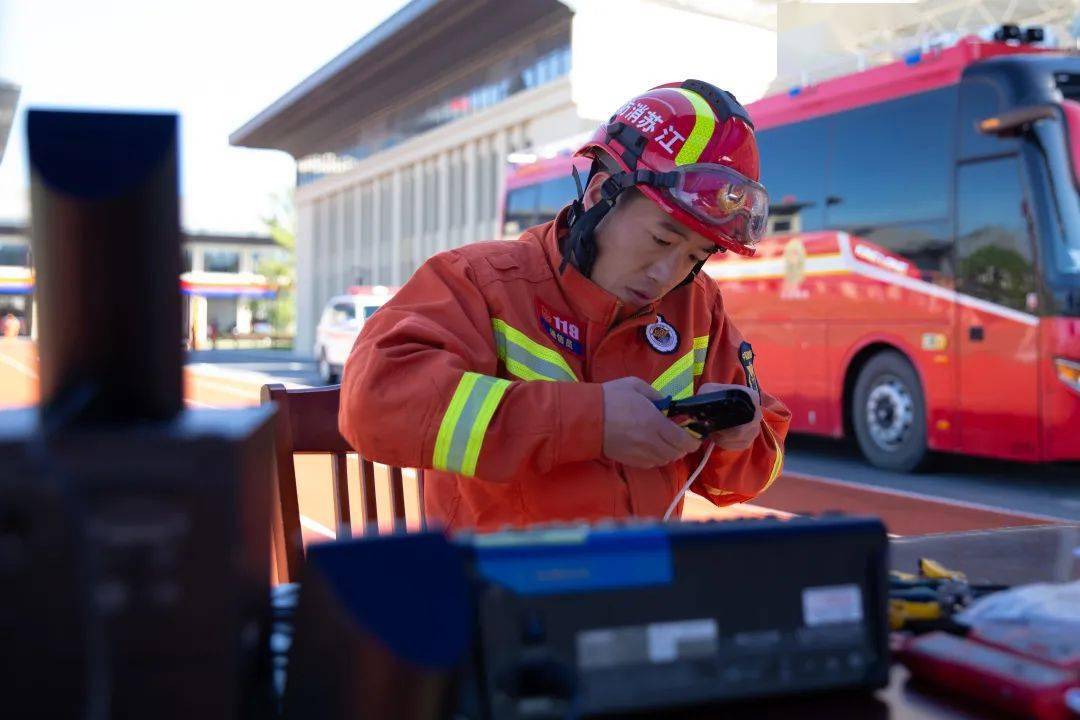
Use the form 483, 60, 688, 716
783, 435, 1079, 522
2, 340, 1073, 541
186, 348, 324, 387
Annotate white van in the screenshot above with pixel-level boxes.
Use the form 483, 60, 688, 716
313, 286, 394, 384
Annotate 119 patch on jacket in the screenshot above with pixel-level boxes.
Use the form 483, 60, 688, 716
536, 300, 584, 356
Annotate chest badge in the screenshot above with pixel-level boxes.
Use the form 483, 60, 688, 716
644, 314, 679, 354
536, 299, 584, 357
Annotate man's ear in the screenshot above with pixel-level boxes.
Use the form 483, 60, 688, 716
581, 170, 612, 211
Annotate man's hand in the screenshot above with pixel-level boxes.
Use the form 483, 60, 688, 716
602, 377, 701, 468
697, 382, 762, 451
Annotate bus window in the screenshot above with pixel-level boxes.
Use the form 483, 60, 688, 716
827, 88, 953, 230
826, 88, 956, 280
502, 185, 538, 237
956, 156, 1036, 311
758, 118, 829, 234
958, 77, 1016, 161
851, 219, 955, 285
536, 174, 578, 221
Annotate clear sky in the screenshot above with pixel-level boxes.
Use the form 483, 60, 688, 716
0, 0, 408, 234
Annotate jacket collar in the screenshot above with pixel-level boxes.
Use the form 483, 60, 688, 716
540, 206, 654, 326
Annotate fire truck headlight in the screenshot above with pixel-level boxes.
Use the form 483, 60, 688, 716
1054, 357, 1080, 393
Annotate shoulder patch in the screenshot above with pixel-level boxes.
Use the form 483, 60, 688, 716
536, 300, 584, 356
738, 341, 760, 393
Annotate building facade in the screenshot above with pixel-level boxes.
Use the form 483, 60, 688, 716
180, 233, 287, 347
0, 224, 284, 344
232, 0, 778, 354
0, 223, 33, 336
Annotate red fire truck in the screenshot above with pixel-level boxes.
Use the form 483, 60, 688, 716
501, 35, 1080, 471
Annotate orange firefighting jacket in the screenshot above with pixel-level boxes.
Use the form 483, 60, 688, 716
339, 211, 790, 532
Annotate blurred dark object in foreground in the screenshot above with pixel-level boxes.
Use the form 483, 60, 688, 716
0, 110, 274, 719
272, 524, 1078, 720
28, 110, 183, 427
281, 517, 890, 720
282, 533, 474, 720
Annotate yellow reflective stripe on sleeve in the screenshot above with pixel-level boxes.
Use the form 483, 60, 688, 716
673, 88, 716, 166
433, 373, 477, 471
492, 319, 577, 383
652, 350, 695, 400
692, 335, 709, 376
761, 421, 784, 492
461, 378, 510, 477
432, 372, 511, 477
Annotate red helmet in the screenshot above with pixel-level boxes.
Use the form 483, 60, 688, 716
575, 80, 768, 256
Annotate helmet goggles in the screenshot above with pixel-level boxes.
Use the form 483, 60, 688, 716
659, 163, 769, 249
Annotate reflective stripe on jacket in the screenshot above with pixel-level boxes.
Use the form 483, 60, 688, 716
339, 210, 791, 532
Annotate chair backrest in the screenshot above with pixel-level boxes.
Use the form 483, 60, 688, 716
260, 383, 424, 584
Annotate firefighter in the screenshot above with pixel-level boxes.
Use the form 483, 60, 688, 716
339, 80, 790, 532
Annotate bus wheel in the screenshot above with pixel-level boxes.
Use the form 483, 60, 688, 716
852, 350, 928, 472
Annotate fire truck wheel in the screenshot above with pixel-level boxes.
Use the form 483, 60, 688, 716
852, 350, 928, 472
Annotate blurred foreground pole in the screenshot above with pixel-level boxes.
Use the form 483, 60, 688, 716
28, 110, 182, 426
0, 110, 275, 720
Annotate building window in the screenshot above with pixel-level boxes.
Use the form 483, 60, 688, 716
424, 167, 436, 234
449, 158, 462, 230
402, 173, 414, 239
361, 185, 374, 284
204, 249, 240, 273
328, 193, 342, 293
0, 242, 30, 267
343, 189, 355, 271
296, 35, 572, 186
380, 176, 393, 280
181, 247, 193, 273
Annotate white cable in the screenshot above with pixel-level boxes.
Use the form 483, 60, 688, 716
662, 441, 715, 522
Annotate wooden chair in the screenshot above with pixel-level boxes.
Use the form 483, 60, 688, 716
260, 383, 425, 584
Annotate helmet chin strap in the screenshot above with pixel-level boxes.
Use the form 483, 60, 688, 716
560, 166, 626, 277
675, 258, 708, 289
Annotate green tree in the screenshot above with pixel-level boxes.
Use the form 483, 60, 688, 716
253, 190, 296, 336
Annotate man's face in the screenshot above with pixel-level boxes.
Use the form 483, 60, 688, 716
585, 172, 717, 310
